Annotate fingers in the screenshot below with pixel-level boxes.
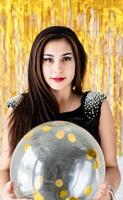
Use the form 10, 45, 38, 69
5, 181, 14, 192
4, 181, 17, 198
93, 184, 110, 200
1, 181, 31, 200
10, 198, 31, 200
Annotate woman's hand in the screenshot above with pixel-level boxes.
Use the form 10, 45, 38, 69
93, 184, 112, 200
1, 181, 30, 200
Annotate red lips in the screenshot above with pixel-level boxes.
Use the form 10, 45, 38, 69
51, 77, 65, 82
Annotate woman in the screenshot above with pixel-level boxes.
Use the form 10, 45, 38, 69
0, 26, 121, 200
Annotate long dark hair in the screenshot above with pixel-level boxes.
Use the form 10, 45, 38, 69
8, 26, 87, 154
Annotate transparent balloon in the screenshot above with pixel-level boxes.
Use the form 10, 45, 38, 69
10, 121, 105, 200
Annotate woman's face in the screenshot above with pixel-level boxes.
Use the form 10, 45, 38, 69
42, 38, 75, 92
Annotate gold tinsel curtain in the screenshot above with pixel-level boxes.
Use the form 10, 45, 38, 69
0, 0, 123, 155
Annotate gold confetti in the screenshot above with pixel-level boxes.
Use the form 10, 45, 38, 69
41, 126, 52, 132
24, 132, 33, 139
83, 185, 93, 196
34, 191, 44, 200
59, 190, 68, 198
86, 149, 97, 160
93, 159, 100, 169
23, 144, 31, 152
66, 197, 79, 200
55, 179, 64, 187
56, 130, 65, 139
67, 133, 76, 142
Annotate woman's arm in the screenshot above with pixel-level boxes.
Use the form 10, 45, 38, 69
0, 109, 30, 200
0, 108, 12, 193
94, 99, 121, 199
99, 100, 121, 190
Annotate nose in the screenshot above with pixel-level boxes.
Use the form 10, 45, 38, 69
53, 61, 63, 74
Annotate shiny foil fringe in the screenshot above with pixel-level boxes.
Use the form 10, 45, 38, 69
0, 0, 123, 155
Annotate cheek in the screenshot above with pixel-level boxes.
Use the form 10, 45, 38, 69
42, 66, 50, 79
72, 70, 75, 80
42, 67, 47, 82
70, 64, 75, 77
71, 65, 76, 80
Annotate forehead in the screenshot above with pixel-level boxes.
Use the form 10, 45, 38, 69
43, 38, 73, 54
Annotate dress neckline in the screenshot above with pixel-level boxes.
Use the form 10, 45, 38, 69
58, 92, 88, 115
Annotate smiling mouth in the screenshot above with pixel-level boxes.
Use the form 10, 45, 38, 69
51, 77, 65, 82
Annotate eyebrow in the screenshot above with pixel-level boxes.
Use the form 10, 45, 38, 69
43, 52, 73, 57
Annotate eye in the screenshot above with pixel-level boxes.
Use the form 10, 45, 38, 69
62, 56, 72, 62
43, 57, 54, 63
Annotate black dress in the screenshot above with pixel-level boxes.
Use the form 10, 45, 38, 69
7, 91, 106, 144
56, 91, 106, 144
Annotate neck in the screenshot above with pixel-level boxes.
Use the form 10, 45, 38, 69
53, 88, 73, 103
51, 88, 80, 113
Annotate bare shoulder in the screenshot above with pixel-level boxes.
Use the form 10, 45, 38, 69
100, 99, 115, 123
101, 98, 111, 109
99, 99, 116, 136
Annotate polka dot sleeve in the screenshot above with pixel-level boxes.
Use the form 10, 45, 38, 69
7, 94, 24, 109
84, 91, 106, 119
